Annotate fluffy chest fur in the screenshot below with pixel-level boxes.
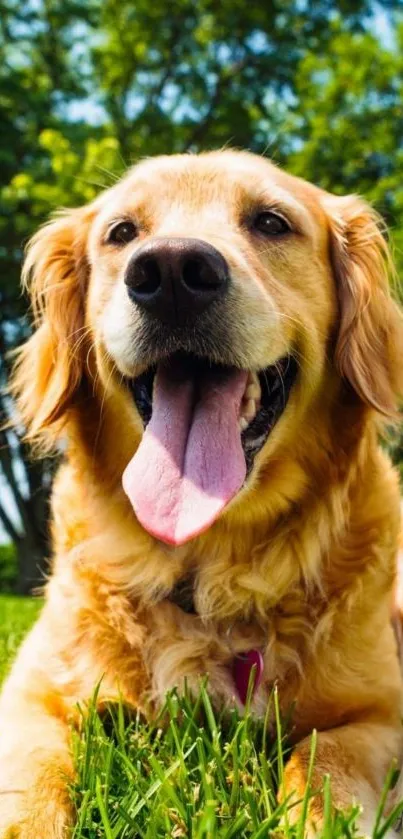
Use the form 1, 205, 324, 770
46, 424, 401, 741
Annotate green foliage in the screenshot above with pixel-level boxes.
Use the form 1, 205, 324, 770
287, 23, 403, 271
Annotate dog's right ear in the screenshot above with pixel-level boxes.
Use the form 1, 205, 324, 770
11, 205, 95, 451
325, 194, 403, 418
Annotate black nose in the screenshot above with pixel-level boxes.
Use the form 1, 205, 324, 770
125, 237, 229, 325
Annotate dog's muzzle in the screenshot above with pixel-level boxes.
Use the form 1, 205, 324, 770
120, 238, 298, 546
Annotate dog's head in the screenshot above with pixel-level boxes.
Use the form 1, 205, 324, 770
13, 151, 403, 544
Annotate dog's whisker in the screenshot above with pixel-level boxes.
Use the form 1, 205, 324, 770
70, 330, 93, 362
94, 165, 122, 184
72, 175, 110, 191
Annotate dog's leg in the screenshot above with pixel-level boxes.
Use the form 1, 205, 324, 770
282, 719, 402, 837
0, 617, 79, 839
0, 699, 74, 839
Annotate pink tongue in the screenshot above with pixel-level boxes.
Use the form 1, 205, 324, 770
123, 365, 248, 545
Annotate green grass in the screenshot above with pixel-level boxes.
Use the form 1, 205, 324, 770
0, 595, 402, 838
0, 593, 42, 682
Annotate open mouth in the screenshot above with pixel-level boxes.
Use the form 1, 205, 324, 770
122, 351, 298, 546
127, 352, 297, 472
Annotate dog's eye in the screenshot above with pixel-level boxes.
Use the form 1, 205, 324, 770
108, 221, 138, 245
253, 212, 290, 236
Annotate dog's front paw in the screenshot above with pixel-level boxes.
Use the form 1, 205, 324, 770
0, 783, 73, 839
0, 745, 75, 839
1, 809, 72, 839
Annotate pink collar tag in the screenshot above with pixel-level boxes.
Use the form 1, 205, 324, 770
232, 649, 264, 705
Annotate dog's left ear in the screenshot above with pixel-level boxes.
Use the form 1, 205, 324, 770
326, 194, 403, 417
11, 204, 96, 450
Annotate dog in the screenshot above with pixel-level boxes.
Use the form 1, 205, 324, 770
1, 150, 403, 838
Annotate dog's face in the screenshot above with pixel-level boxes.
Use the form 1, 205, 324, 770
89, 153, 336, 543
15, 151, 403, 545
93, 153, 333, 378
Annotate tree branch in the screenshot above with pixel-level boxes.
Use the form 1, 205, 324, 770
182, 58, 248, 151
146, 21, 183, 110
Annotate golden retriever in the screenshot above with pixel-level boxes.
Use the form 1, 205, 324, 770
1, 150, 403, 838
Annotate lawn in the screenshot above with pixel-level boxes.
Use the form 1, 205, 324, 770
0, 593, 42, 683
0, 594, 401, 838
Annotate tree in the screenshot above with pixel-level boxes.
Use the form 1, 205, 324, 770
287, 22, 403, 257
0, 0, 100, 590
0, 0, 402, 590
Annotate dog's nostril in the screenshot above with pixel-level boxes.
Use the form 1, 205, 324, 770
136, 258, 161, 296
182, 258, 222, 293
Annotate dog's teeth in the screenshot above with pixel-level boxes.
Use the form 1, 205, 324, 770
244, 399, 257, 422
239, 400, 257, 430
244, 372, 261, 403
239, 373, 261, 431
245, 383, 260, 401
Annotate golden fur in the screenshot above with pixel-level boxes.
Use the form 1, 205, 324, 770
1, 150, 403, 837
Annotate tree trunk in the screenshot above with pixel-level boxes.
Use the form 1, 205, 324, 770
14, 532, 49, 595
